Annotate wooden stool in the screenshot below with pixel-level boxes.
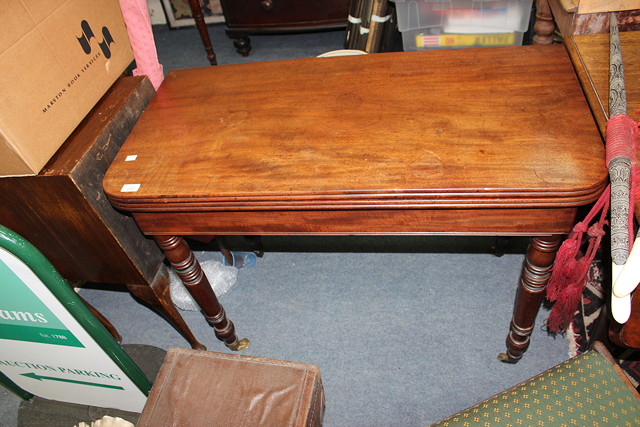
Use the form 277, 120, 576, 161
138, 348, 324, 426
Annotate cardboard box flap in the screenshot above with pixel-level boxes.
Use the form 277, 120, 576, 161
0, 0, 67, 54
0, 141, 32, 176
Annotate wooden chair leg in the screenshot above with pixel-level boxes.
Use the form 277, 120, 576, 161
127, 265, 206, 350
244, 235, 264, 257
187, 0, 217, 65
214, 236, 234, 265
76, 293, 122, 343
491, 236, 511, 257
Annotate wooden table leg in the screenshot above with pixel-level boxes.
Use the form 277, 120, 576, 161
154, 235, 250, 351
499, 235, 562, 363
127, 264, 206, 350
532, 0, 555, 45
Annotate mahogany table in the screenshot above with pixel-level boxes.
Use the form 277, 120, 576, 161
103, 45, 607, 362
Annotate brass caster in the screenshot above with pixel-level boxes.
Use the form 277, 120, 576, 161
498, 352, 520, 364
226, 338, 250, 351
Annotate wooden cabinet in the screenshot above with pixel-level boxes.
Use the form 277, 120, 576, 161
533, 0, 640, 45
219, 0, 350, 55
0, 77, 204, 350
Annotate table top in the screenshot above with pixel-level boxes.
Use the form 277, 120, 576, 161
103, 45, 606, 212
565, 31, 640, 136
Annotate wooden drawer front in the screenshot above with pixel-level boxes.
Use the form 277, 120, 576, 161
220, 0, 349, 28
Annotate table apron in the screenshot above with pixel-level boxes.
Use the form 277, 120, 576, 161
132, 207, 578, 236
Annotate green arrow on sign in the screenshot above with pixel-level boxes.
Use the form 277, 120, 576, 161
20, 372, 124, 390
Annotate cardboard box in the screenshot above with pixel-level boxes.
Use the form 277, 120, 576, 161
0, 0, 134, 176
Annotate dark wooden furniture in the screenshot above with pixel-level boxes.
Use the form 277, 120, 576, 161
218, 0, 350, 55
103, 46, 607, 362
533, 0, 640, 45
185, 0, 350, 63
563, 31, 640, 349
138, 347, 324, 426
0, 76, 204, 350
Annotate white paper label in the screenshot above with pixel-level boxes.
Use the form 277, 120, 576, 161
120, 184, 140, 192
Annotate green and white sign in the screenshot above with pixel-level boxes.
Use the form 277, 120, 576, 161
0, 226, 151, 412
0, 259, 82, 347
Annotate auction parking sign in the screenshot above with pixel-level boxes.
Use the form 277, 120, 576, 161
0, 230, 151, 412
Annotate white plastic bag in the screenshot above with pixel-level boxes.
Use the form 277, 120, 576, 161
169, 259, 238, 311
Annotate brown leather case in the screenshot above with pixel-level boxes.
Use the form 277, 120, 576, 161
138, 347, 324, 426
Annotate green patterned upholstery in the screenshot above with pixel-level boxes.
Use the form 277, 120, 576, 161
432, 347, 640, 426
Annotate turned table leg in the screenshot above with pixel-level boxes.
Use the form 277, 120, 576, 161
127, 264, 206, 350
154, 235, 250, 351
499, 235, 562, 363
532, 0, 555, 45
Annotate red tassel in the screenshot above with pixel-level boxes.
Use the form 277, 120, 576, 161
547, 278, 588, 332
547, 257, 592, 332
546, 186, 610, 333
546, 230, 583, 302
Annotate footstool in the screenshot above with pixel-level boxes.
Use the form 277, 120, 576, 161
138, 348, 324, 426
431, 342, 640, 426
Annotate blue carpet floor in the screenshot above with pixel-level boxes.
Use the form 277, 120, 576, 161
83, 238, 569, 426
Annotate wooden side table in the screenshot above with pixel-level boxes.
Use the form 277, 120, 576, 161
103, 46, 607, 362
0, 77, 204, 350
